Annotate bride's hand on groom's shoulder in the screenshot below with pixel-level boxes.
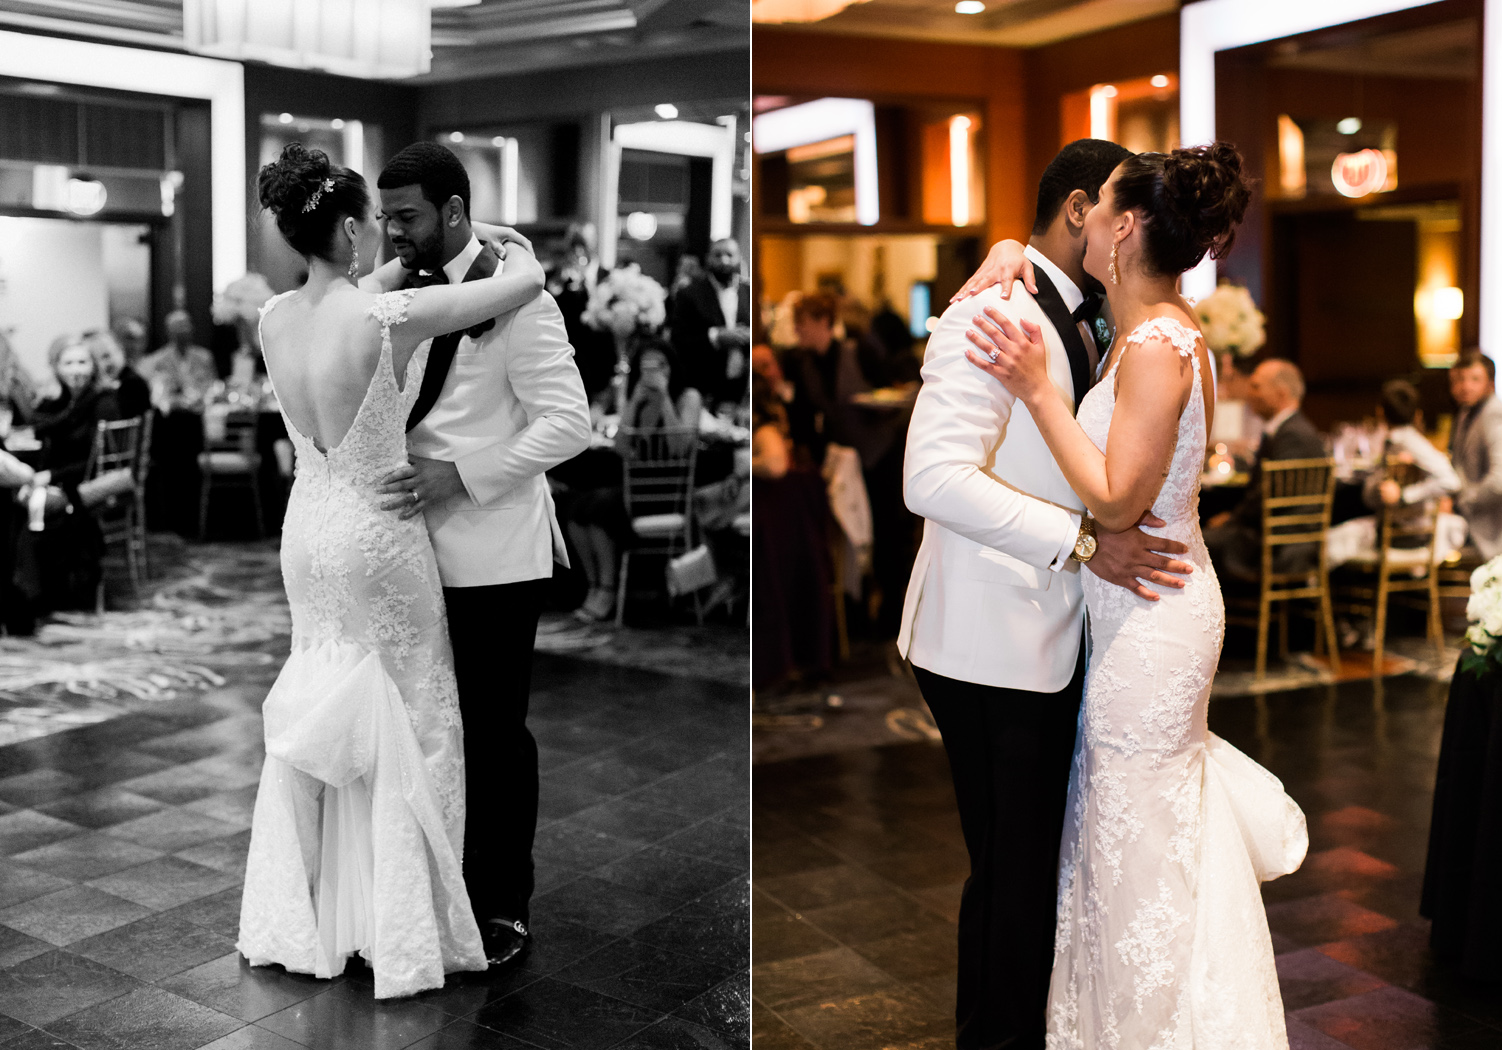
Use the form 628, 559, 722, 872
964, 308, 1049, 403
474, 222, 535, 261
1088, 513, 1194, 602
952, 239, 1036, 303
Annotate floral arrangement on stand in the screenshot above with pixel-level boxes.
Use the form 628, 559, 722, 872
1461, 556, 1502, 676
1194, 281, 1266, 359
581, 263, 668, 415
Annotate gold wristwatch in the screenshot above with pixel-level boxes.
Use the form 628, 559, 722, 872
1070, 514, 1098, 564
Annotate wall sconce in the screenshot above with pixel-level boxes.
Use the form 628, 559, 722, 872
949, 115, 971, 227
1416, 286, 1464, 322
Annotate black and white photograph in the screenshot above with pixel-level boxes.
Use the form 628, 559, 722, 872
0, 2, 750, 1048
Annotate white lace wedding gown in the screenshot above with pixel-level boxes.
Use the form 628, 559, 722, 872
1046, 318, 1307, 1049
237, 289, 486, 999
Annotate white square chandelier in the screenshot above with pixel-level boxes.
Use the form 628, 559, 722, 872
183, 0, 446, 80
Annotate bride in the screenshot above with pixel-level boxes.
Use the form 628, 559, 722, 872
236, 143, 544, 998
965, 144, 1308, 1048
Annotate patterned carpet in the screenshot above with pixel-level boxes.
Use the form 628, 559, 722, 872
1, 539, 747, 750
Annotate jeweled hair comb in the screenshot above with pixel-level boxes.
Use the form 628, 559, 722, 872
302, 178, 335, 213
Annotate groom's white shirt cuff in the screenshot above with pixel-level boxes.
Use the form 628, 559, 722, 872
1048, 512, 1083, 572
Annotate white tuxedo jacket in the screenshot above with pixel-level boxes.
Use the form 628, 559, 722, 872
899, 283, 1088, 692
408, 289, 591, 588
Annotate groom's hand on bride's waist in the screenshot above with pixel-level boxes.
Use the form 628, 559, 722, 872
378, 458, 466, 519
1088, 513, 1193, 602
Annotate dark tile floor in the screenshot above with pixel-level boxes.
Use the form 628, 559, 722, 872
752, 673, 1502, 1050
0, 652, 749, 1049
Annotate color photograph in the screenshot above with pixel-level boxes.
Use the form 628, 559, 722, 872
751, 1, 1502, 1048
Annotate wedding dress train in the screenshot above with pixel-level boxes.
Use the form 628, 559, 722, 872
237, 289, 486, 998
1047, 318, 1307, 1049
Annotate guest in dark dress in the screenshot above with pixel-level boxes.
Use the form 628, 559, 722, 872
751, 374, 833, 690
28, 339, 120, 612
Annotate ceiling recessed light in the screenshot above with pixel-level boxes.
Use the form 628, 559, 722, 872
1102, 85, 1118, 98
1151, 74, 1170, 88
492, 136, 506, 147
655, 103, 679, 120
955, 1, 985, 12
449, 131, 465, 143
330, 118, 345, 130
1337, 116, 1363, 135
278, 113, 293, 124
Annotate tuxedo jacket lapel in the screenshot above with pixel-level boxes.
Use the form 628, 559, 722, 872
1029, 268, 1092, 412
405, 246, 499, 433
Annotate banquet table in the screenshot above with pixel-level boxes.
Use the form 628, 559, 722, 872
1420, 659, 1502, 982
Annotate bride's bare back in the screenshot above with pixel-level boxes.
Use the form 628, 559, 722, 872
260, 285, 414, 454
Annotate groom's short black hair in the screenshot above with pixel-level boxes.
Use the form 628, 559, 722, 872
1032, 139, 1135, 235
378, 141, 471, 218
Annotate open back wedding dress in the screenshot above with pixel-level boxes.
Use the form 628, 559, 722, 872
1047, 317, 1307, 1049
237, 288, 486, 999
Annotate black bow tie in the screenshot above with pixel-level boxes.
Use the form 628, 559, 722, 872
404, 265, 495, 339
1070, 294, 1103, 326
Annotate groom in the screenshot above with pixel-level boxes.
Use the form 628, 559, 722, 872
374, 142, 592, 966
900, 139, 1192, 1049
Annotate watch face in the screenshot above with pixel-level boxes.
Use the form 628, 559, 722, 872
1079, 533, 1098, 559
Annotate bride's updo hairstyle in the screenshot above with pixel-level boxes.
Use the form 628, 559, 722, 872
257, 142, 370, 259
1111, 142, 1251, 277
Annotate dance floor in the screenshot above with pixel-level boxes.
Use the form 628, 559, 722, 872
0, 542, 749, 1049
753, 673, 1502, 1050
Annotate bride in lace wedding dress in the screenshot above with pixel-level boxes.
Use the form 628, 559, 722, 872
235, 144, 545, 999
967, 144, 1308, 1049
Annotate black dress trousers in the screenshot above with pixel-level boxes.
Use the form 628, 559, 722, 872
443, 576, 550, 927
914, 642, 1085, 1050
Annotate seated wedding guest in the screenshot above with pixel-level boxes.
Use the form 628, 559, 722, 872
84, 329, 152, 419
1327, 379, 1466, 569
567, 341, 701, 622
112, 316, 149, 366
29, 339, 118, 611
0, 332, 37, 426
1204, 359, 1326, 578
1449, 347, 1502, 558
138, 309, 218, 413
671, 237, 750, 411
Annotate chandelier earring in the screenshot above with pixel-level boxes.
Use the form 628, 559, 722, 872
348, 243, 359, 278
1109, 241, 1120, 286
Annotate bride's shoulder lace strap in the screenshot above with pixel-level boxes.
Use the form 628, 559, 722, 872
1125, 316, 1202, 360
258, 289, 297, 320
368, 288, 418, 332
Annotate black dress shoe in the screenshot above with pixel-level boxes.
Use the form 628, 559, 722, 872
482, 917, 530, 967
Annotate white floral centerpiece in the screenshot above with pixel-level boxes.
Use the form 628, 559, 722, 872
1463, 556, 1502, 676
581, 263, 667, 339
1194, 281, 1266, 359
581, 264, 668, 414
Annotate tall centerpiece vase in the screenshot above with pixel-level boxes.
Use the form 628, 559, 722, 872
611, 329, 634, 419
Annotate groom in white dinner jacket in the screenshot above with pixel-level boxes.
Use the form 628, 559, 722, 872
375, 143, 591, 967
901, 140, 1193, 1050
